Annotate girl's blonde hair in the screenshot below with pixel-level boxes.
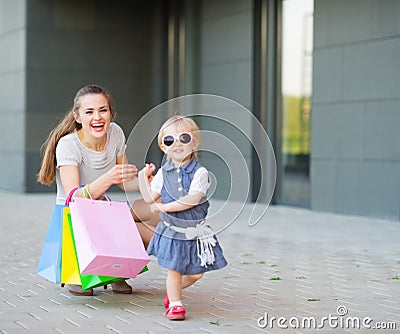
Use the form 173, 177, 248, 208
158, 115, 201, 160
37, 84, 116, 185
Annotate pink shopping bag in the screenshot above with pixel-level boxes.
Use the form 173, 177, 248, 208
69, 196, 150, 278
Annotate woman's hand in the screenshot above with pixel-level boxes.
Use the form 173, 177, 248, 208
107, 163, 138, 185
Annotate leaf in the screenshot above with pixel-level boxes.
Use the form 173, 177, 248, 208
307, 298, 320, 302
269, 276, 281, 281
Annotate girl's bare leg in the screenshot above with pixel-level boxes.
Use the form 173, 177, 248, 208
182, 274, 203, 289
131, 198, 160, 249
167, 269, 183, 302
165, 273, 203, 306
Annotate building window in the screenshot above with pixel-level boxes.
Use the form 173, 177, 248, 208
281, 0, 313, 206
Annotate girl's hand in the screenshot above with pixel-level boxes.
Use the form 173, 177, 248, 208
141, 163, 156, 178
150, 202, 165, 214
107, 164, 138, 185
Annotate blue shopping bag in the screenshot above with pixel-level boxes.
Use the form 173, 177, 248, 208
37, 204, 65, 283
37, 188, 78, 284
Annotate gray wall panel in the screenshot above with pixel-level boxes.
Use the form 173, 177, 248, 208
334, 103, 364, 160
311, 104, 338, 159
199, 0, 253, 109
0, 0, 26, 35
201, 0, 251, 19
0, 0, 26, 191
312, 103, 364, 160
0, 153, 25, 192
334, 160, 361, 215
201, 62, 252, 108
370, 0, 400, 38
1, 113, 25, 153
312, 48, 343, 103
0, 72, 25, 113
0, 30, 25, 73
336, 160, 400, 219
357, 161, 400, 219
201, 12, 252, 65
312, 0, 400, 219
342, 40, 400, 101
365, 100, 400, 160
310, 159, 335, 212
314, 0, 371, 48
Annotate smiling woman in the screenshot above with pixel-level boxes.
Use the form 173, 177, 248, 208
37, 84, 159, 296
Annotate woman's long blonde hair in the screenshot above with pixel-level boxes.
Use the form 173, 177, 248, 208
37, 84, 116, 185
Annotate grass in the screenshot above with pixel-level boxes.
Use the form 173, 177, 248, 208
269, 276, 281, 281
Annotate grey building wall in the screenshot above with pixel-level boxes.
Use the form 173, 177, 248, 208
311, 0, 400, 219
198, 0, 253, 110
21, 0, 164, 192
191, 0, 254, 201
0, 0, 26, 192
3, 0, 399, 221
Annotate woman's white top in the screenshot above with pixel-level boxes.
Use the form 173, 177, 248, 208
55, 122, 126, 204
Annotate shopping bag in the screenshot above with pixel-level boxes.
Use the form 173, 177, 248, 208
60, 208, 81, 285
69, 197, 150, 278
37, 204, 65, 283
62, 212, 126, 290
37, 188, 78, 283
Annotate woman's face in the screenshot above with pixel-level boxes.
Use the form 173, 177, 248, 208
74, 94, 112, 140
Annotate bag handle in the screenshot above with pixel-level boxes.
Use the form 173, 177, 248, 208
64, 187, 79, 206
83, 184, 111, 202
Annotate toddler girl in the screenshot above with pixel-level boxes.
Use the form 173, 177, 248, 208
138, 115, 227, 320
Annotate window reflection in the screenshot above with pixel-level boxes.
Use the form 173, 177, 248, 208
281, 0, 313, 206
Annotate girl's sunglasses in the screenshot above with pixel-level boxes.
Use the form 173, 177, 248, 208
162, 133, 192, 147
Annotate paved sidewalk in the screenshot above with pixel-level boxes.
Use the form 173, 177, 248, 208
0, 191, 399, 333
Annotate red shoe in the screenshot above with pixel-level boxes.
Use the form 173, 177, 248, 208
164, 293, 169, 309
166, 305, 186, 320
